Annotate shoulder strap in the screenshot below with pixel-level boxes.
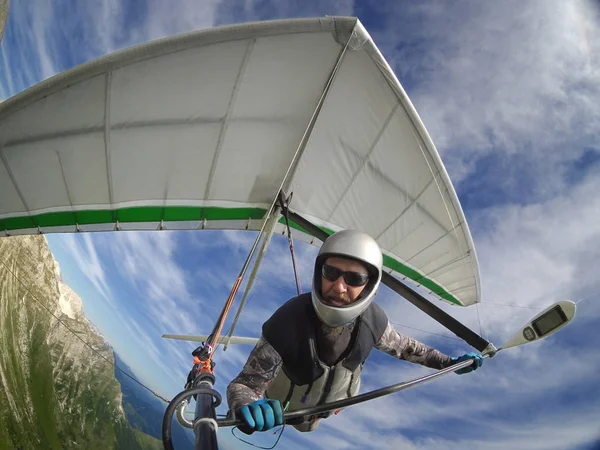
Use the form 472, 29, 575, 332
342, 302, 388, 371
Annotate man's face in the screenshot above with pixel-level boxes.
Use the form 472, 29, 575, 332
320, 256, 369, 307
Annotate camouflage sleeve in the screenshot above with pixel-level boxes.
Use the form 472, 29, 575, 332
226, 335, 283, 414
375, 321, 454, 370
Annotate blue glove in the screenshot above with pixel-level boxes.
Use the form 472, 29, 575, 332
236, 399, 283, 435
451, 352, 484, 374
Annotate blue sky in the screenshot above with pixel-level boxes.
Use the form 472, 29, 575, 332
2, 1, 600, 449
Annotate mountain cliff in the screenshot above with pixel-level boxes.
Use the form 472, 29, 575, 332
0, 234, 162, 449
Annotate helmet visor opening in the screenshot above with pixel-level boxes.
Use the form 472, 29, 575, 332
321, 263, 370, 287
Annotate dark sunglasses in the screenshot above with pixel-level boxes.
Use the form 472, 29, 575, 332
321, 264, 370, 287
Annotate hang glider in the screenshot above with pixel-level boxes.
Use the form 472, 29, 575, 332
0, 16, 578, 450
0, 16, 479, 310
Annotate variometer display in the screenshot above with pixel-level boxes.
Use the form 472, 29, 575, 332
531, 305, 568, 337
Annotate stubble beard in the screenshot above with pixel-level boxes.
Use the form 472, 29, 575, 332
325, 291, 351, 307
322, 292, 354, 335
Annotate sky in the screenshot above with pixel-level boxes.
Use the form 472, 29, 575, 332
2, 1, 600, 449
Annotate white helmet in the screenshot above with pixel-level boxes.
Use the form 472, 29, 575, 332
311, 230, 383, 327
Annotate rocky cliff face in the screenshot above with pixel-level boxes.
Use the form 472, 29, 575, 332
0, 235, 160, 450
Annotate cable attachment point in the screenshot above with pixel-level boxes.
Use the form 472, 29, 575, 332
185, 344, 216, 389
192, 343, 214, 361
276, 189, 293, 211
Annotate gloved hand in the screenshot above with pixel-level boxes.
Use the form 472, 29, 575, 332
451, 352, 484, 374
236, 399, 283, 435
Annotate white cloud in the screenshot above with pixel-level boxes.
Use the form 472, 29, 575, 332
214, 0, 354, 25
0, 45, 14, 100
62, 234, 114, 306
473, 170, 600, 336
121, 317, 186, 386
372, 0, 600, 190
411, 400, 600, 450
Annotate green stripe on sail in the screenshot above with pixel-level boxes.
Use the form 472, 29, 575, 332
0, 216, 37, 230
382, 254, 461, 305
0, 206, 267, 231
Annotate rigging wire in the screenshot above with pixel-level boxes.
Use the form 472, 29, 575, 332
0, 247, 170, 404
575, 294, 593, 305
255, 277, 298, 295
390, 321, 464, 342
575, 293, 597, 305
480, 301, 542, 310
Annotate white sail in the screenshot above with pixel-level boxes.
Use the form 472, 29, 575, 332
0, 17, 480, 307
